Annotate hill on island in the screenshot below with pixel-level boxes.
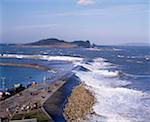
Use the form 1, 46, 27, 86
24, 38, 92, 48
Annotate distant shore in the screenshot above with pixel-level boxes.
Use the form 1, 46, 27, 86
0, 62, 55, 72
18, 44, 77, 48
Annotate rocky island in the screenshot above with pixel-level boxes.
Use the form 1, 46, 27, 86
22, 38, 93, 48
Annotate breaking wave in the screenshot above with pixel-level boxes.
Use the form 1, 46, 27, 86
0, 54, 83, 63
73, 57, 150, 122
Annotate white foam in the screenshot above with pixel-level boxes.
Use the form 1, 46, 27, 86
73, 57, 150, 122
40, 55, 83, 62
74, 70, 130, 88
85, 48, 102, 51
16, 55, 24, 58
117, 55, 124, 58
145, 55, 150, 60
112, 48, 122, 51
77, 59, 113, 71
124, 73, 150, 78
75, 70, 150, 121
131, 56, 136, 59
93, 57, 107, 62
0, 54, 83, 62
93, 70, 121, 78
43, 52, 48, 54
91, 86, 149, 122
137, 61, 143, 64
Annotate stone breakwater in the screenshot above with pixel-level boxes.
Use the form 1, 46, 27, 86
64, 84, 95, 122
0, 62, 54, 72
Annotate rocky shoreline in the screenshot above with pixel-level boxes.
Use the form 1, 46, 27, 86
64, 84, 95, 122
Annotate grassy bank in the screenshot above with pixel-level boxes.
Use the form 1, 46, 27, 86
64, 85, 95, 121
11, 109, 50, 122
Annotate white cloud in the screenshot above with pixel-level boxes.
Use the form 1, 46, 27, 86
12, 24, 58, 30
77, 0, 95, 5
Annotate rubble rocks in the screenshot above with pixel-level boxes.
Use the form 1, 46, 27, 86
64, 85, 95, 122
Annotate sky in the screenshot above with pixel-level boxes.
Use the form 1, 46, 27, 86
0, 0, 149, 45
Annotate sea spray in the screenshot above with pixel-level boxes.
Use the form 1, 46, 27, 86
73, 57, 150, 122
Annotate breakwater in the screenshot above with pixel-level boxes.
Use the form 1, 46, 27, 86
0, 62, 54, 72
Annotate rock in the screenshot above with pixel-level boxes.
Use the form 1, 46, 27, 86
64, 85, 95, 122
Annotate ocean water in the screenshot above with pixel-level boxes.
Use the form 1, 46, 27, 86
0, 65, 57, 90
0, 45, 150, 121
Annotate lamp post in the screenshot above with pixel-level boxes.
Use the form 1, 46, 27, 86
1, 77, 6, 91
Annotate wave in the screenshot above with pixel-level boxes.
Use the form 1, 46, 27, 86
93, 70, 121, 78
76, 58, 115, 71
73, 57, 150, 122
124, 72, 150, 78
144, 55, 150, 60
91, 86, 149, 122
74, 70, 130, 88
85, 48, 103, 51
117, 55, 125, 58
122, 55, 150, 61
2, 54, 150, 121
0, 54, 83, 63
112, 48, 122, 51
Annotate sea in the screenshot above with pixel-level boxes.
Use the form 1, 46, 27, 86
0, 45, 150, 122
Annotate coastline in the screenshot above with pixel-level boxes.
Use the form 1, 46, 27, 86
0, 54, 95, 121
17, 44, 77, 48
43, 75, 80, 122
0, 62, 55, 72
0, 75, 68, 121
0, 64, 80, 121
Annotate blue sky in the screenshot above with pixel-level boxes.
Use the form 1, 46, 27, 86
0, 0, 149, 45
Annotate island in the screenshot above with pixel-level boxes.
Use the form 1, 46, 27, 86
23, 38, 93, 48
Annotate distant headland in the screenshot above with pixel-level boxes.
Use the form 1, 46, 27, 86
21, 38, 95, 48
0, 38, 95, 48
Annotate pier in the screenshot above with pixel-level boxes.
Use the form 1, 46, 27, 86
0, 66, 80, 121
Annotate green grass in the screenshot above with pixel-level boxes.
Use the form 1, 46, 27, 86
11, 109, 50, 122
